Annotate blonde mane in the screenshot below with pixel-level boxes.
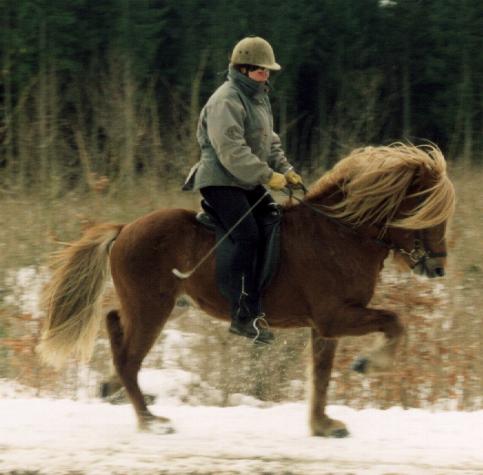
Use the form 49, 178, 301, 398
306, 143, 455, 230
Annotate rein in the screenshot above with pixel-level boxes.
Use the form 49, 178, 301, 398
281, 185, 446, 266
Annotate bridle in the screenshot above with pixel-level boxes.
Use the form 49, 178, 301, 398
396, 230, 447, 269
282, 186, 446, 269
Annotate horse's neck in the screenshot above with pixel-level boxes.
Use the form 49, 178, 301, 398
282, 200, 388, 296
294, 186, 389, 249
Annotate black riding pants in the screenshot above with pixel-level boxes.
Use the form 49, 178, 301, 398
200, 185, 275, 319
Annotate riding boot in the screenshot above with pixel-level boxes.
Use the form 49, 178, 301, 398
228, 281, 274, 344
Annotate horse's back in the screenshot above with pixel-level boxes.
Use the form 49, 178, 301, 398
121, 207, 198, 243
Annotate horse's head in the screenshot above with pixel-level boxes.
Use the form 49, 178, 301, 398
383, 145, 455, 278
306, 143, 455, 279
387, 222, 449, 278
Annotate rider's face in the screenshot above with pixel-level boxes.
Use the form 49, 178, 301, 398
248, 67, 270, 83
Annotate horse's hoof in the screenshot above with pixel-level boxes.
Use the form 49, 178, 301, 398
311, 418, 350, 438
332, 427, 350, 438
149, 423, 175, 435
139, 416, 175, 435
316, 427, 350, 438
139, 422, 175, 435
352, 356, 368, 374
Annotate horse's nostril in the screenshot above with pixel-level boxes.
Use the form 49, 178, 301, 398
435, 267, 445, 277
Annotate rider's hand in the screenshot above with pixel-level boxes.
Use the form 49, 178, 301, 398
266, 172, 287, 190
285, 169, 303, 185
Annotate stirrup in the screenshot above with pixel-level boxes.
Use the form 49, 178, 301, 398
252, 314, 271, 343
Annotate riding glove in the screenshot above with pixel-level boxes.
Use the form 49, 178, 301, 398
266, 172, 287, 190
285, 170, 303, 185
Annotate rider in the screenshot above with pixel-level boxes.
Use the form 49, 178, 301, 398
183, 36, 303, 343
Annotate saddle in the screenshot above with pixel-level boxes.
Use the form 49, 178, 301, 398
196, 199, 282, 297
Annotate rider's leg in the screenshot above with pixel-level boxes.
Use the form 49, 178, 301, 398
200, 186, 274, 343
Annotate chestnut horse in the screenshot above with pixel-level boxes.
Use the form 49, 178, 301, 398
38, 143, 455, 437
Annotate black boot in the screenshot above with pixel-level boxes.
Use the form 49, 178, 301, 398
229, 314, 274, 344
229, 275, 274, 344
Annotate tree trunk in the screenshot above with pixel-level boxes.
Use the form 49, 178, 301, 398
401, 41, 411, 140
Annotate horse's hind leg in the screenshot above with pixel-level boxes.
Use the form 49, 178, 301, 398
101, 314, 141, 404
106, 296, 175, 432
310, 329, 349, 437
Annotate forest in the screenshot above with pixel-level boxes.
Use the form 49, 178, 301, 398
1, 0, 482, 193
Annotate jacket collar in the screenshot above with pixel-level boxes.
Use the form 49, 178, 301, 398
228, 65, 268, 98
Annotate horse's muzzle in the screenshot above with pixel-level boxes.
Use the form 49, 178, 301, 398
425, 266, 445, 278
433, 267, 445, 277
413, 259, 445, 278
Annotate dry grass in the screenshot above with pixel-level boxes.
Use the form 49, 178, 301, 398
0, 165, 481, 408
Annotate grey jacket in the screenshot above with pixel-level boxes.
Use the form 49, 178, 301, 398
183, 65, 293, 191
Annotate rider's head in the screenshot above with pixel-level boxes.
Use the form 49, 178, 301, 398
230, 36, 281, 83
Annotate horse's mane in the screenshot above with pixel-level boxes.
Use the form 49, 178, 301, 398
306, 143, 455, 230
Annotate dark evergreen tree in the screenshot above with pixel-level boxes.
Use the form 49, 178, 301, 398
1, 0, 482, 188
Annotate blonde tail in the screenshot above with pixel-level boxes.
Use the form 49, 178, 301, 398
37, 223, 124, 368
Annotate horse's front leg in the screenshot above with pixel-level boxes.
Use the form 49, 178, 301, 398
310, 329, 349, 438
324, 305, 405, 374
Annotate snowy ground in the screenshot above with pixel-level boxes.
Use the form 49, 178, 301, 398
1, 373, 482, 475
2, 270, 482, 474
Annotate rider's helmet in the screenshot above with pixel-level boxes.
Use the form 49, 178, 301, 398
230, 36, 281, 71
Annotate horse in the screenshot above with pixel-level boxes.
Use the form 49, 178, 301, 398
38, 143, 455, 437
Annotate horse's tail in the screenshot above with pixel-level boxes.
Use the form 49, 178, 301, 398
37, 223, 124, 368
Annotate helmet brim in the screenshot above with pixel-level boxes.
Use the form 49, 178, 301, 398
259, 62, 282, 71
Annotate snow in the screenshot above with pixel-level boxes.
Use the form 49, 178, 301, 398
1, 372, 482, 475
5, 265, 46, 317
1, 268, 482, 473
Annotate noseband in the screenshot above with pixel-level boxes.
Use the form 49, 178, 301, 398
394, 231, 447, 269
